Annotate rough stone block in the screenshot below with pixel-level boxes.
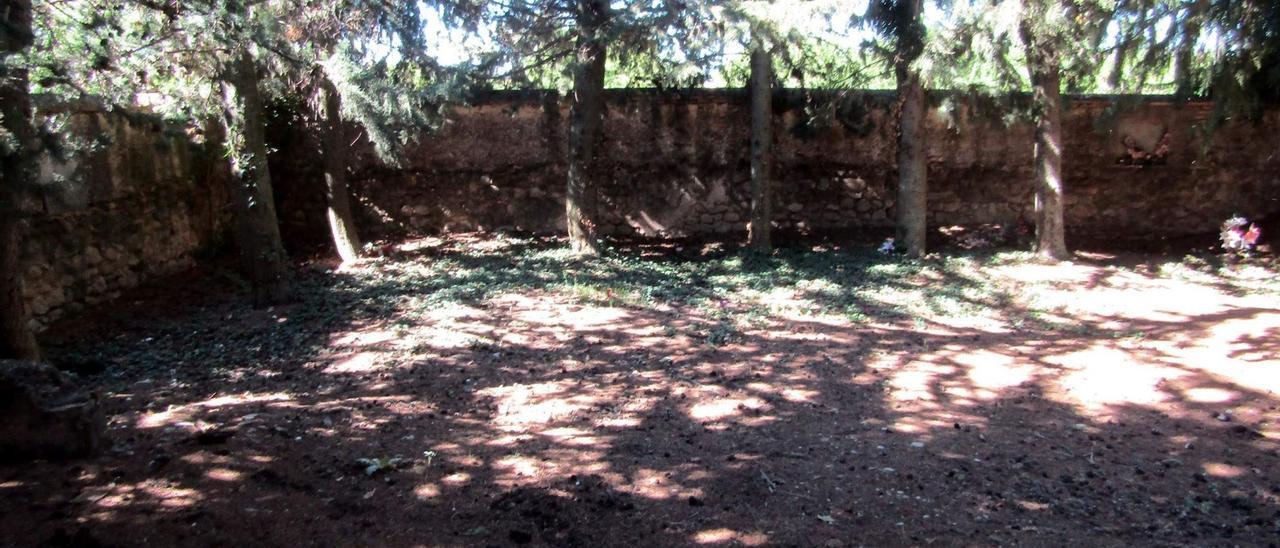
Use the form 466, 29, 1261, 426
0, 360, 105, 462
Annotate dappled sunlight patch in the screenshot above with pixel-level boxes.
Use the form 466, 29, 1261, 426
441, 452, 484, 468
884, 362, 957, 403
688, 395, 769, 422
540, 426, 606, 446
24, 236, 1280, 545
560, 305, 632, 329
1183, 387, 1238, 404
485, 434, 529, 447
85, 481, 204, 512
422, 302, 490, 323
205, 467, 242, 482
408, 326, 494, 351
428, 441, 464, 455
781, 315, 863, 340
494, 455, 544, 481
886, 401, 990, 434
1193, 311, 1280, 353
1073, 279, 1227, 320
592, 396, 659, 428
996, 261, 1276, 333
323, 351, 383, 373
1202, 462, 1247, 478
1016, 500, 1050, 511
1157, 261, 1280, 294
329, 328, 397, 349
145, 484, 204, 509
779, 387, 818, 402
886, 418, 931, 434
482, 381, 597, 430
1052, 347, 1183, 412
440, 472, 472, 487
310, 395, 421, 428
137, 392, 293, 429
523, 448, 614, 478
499, 292, 634, 329
693, 528, 770, 545
956, 350, 1036, 394
1162, 353, 1280, 399
414, 483, 441, 499
756, 286, 826, 318
629, 468, 700, 501
990, 262, 1095, 285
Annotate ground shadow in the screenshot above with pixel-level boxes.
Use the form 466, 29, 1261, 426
2, 236, 1278, 546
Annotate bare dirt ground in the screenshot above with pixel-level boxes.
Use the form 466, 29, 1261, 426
2, 235, 1278, 547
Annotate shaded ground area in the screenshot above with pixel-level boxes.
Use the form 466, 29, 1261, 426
3, 234, 1279, 546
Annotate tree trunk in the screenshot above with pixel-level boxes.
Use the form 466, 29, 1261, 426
1028, 59, 1069, 260
0, 0, 42, 361
748, 38, 773, 252
319, 78, 362, 263
894, 0, 928, 258
566, 0, 608, 256
220, 50, 293, 305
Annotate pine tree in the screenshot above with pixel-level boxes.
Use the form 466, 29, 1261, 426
318, 77, 361, 263
300, 4, 475, 263
32, 1, 471, 296
566, 0, 609, 256
0, 0, 43, 360
32, 1, 303, 304
1020, 8, 1069, 260
947, 0, 1112, 260
1134, 0, 1280, 116
1017, 0, 1111, 260
221, 48, 293, 305
470, 0, 721, 256
748, 31, 774, 253
681, 2, 836, 252
866, 0, 930, 258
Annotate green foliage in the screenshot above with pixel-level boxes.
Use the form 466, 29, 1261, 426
719, 36, 887, 90
1196, 0, 1280, 119
459, 0, 728, 91
20, 0, 1280, 152
30, 1, 473, 163
940, 0, 1113, 96
319, 44, 465, 164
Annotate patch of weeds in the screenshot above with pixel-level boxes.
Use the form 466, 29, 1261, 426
1038, 318, 1096, 336
357, 457, 409, 476
1182, 496, 1214, 515
466, 337, 502, 353
1010, 309, 1088, 334
561, 281, 643, 308
1111, 329, 1147, 341
703, 319, 739, 346
695, 307, 742, 347
842, 303, 870, 324
739, 305, 773, 329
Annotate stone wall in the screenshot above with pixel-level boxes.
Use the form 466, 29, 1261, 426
17, 92, 1275, 324
20, 103, 232, 329
268, 90, 1280, 247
